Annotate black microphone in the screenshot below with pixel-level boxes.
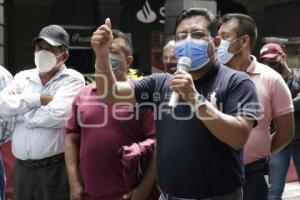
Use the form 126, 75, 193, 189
168, 56, 191, 111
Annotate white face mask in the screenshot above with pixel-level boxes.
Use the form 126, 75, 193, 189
34, 50, 63, 73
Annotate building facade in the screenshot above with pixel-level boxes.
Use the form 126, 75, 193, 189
2, 0, 300, 75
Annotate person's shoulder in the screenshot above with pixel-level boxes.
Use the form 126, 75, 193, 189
256, 62, 282, 80
64, 68, 83, 77
134, 72, 171, 84
64, 68, 85, 80
79, 84, 93, 91
148, 72, 171, 80
74, 84, 95, 99
219, 63, 250, 81
0, 65, 12, 76
14, 68, 37, 78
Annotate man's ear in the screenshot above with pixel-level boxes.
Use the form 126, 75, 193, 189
62, 51, 69, 62
241, 35, 250, 49
126, 56, 134, 67
214, 36, 221, 48
281, 54, 287, 60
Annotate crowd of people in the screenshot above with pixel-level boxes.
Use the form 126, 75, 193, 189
0, 6, 298, 200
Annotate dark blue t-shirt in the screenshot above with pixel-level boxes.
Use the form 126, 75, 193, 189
132, 62, 258, 199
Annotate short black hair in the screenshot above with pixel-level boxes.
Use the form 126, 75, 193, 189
219, 13, 257, 51
112, 29, 133, 56
174, 8, 218, 37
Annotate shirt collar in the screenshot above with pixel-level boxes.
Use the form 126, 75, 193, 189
29, 64, 68, 84
246, 55, 261, 75
194, 61, 220, 83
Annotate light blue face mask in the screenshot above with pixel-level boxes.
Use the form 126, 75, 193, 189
175, 38, 210, 71
109, 53, 122, 76
216, 40, 234, 64
216, 36, 245, 64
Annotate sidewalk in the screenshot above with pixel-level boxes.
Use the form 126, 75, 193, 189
283, 182, 300, 200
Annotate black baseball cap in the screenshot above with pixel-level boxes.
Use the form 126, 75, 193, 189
32, 25, 70, 49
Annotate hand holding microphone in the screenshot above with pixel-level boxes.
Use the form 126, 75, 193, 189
169, 56, 198, 110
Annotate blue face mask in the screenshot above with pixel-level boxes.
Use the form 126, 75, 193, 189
175, 38, 210, 71
216, 40, 234, 64
216, 36, 245, 64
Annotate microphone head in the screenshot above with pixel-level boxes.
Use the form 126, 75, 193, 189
177, 56, 191, 72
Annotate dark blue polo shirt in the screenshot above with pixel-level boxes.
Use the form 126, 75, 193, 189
132, 62, 258, 199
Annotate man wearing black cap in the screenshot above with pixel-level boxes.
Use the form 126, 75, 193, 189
0, 25, 85, 200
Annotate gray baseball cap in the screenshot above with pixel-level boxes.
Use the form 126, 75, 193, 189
32, 25, 70, 49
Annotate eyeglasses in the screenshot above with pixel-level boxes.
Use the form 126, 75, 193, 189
175, 31, 209, 41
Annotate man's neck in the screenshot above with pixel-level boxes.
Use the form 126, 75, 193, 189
227, 54, 252, 72
190, 59, 215, 80
39, 66, 61, 85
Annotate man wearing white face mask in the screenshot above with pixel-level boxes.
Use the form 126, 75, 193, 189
0, 24, 85, 200
217, 14, 294, 200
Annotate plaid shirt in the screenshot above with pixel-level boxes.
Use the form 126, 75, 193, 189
0, 65, 15, 145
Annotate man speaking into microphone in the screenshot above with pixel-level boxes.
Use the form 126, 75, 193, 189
92, 8, 259, 200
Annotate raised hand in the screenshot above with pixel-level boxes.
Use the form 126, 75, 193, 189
91, 18, 113, 57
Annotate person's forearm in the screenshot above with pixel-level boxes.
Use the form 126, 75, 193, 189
65, 136, 81, 186
94, 55, 118, 103
196, 101, 253, 150
271, 131, 294, 154
137, 148, 156, 196
270, 113, 294, 154
0, 93, 40, 118
24, 77, 84, 129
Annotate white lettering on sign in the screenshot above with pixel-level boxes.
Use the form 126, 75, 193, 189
159, 6, 165, 24
72, 33, 91, 43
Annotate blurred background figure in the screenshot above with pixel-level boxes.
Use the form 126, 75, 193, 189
162, 40, 177, 74
0, 65, 13, 200
260, 43, 300, 200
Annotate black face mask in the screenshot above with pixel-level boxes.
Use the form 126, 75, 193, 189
163, 63, 177, 74
268, 62, 284, 74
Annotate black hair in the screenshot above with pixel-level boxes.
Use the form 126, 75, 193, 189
174, 8, 218, 37
219, 13, 257, 51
